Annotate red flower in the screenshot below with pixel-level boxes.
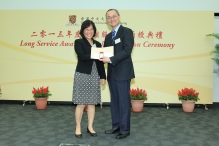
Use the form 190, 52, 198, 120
130, 88, 147, 101
178, 87, 200, 101
32, 86, 52, 98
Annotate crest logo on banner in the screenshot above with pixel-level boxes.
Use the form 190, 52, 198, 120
65, 15, 78, 26
69, 15, 76, 24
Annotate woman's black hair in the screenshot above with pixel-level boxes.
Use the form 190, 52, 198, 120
79, 20, 96, 38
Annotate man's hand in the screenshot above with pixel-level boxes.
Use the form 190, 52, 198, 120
99, 57, 111, 63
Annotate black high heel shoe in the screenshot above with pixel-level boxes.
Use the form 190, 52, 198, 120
87, 127, 97, 137
75, 133, 82, 138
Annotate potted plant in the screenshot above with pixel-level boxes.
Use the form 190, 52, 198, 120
206, 33, 219, 73
130, 88, 147, 112
32, 86, 52, 110
178, 87, 200, 113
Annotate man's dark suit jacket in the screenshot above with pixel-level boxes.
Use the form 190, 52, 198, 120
104, 25, 135, 81
74, 37, 106, 79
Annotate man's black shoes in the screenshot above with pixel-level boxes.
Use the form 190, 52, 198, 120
105, 128, 120, 134
116, 133, 130, 139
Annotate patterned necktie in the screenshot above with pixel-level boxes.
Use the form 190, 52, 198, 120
112, 30, 116, 40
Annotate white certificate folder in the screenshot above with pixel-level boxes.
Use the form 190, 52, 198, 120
91, 46, 114, 59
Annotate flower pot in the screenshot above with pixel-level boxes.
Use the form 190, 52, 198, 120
35, 97, 48, 110
131, 100, 144, 113
182, 100, 195, 113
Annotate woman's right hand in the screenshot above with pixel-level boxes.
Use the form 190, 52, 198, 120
100, 79, 106, 86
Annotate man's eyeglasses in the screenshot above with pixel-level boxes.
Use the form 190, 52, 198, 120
107, 15, 118, 20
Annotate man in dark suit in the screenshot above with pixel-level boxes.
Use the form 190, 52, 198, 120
99, 9, 135, 139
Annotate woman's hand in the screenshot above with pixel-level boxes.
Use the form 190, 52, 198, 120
100, 79, 106, 86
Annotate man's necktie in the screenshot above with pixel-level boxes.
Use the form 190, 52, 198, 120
112, 30, 116, 40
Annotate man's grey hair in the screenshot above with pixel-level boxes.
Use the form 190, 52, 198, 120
105, 9, 120, 18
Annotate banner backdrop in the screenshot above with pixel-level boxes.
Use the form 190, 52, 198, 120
0, 10, 214, 104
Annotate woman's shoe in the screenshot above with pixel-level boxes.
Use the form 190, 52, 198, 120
75, 133, 82, 138
87, 127, 97, 137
